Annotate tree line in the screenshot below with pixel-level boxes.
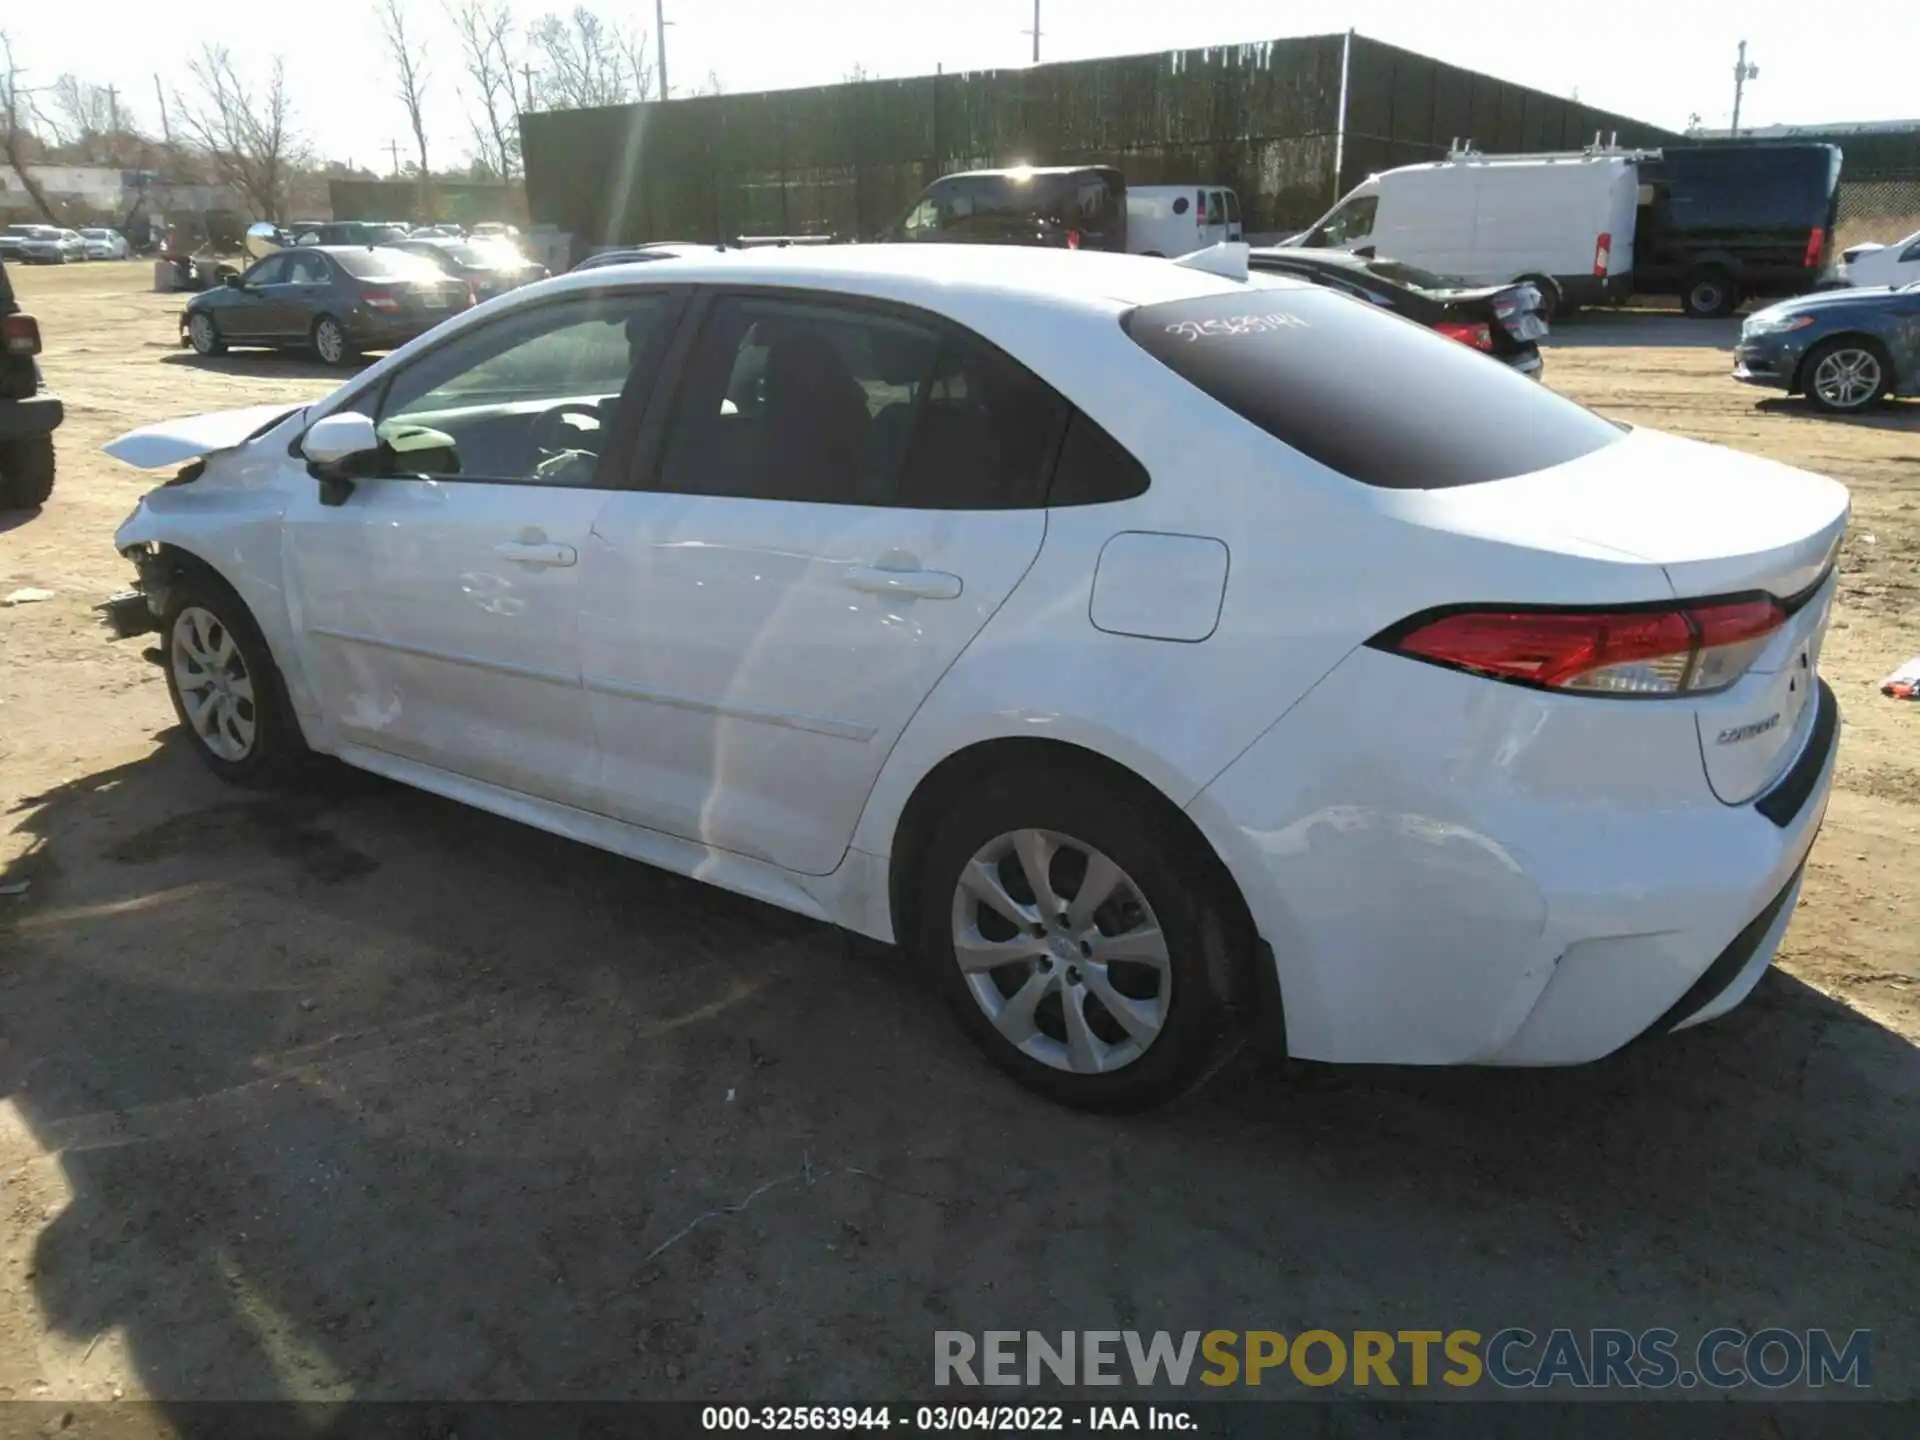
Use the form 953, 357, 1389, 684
1, 3, 727, 224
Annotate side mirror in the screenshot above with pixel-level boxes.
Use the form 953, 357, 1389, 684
301, 412, 382, 505
1354, 244, 1377, 259
225, 273, 243, 289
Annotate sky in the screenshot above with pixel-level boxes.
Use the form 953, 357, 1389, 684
6, 1, 1913, 175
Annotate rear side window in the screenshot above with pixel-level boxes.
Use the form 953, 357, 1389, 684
1125, 289, 1623, 489
1206, 192, 1226, 226
333, 248, 447, 282
1048, 412, 1150, 507
895, 340, 1069, 510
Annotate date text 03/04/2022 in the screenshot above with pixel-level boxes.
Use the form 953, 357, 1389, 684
701, 1405, 1194, 1432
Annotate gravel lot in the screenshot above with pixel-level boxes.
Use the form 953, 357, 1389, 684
2, 261, 1917, 1417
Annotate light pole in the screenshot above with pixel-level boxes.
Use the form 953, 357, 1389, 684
1731, 40, 1758, 136
1025, 1, 1041, 63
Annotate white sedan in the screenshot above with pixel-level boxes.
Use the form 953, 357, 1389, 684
104, 243, 1846, 1110
80, 227, 130, 260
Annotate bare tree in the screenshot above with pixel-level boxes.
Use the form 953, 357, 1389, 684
0, 32, 58, 222
691, 68, 726, 98
375, 0, 431, 183
49, 73, 118, 145
446, 0, 521, 180
529, 6, 652, 109
173, 46, 309, 222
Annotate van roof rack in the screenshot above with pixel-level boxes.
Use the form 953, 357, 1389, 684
1443, 135, 1664, 163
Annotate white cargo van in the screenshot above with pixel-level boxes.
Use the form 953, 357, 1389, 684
1127, 186, 1243, 257
1296, 150, 1642, 315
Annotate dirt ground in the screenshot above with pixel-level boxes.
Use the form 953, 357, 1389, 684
1, 261, 1916, 1419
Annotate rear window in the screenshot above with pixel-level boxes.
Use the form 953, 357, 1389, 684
333, 248, 451, 282
1125, 289, 1623, 489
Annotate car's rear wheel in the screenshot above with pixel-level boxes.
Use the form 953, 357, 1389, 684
187, 311, 226, 356
0, 434, 55, 511
1682, 268, 1739, 319
914, 764, 1246, 1111
1801, 337, 1891, 414
161, 573, 307, 786
313, 315, 356, 367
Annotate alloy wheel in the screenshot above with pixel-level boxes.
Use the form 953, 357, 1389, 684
1811, 348, 1882, 411
949, 828, 1171, 1075
316, 320, 345, 365
189, 314, 216, 353
171, 606, 258, 762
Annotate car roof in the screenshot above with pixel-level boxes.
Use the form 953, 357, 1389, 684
550, 243, 1299, 314
940, 165, 1119, 180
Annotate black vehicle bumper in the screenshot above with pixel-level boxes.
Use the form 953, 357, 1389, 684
0, 394, 63, 441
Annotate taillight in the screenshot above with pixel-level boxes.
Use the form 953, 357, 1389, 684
1803, 226, 1826, 268
1, 312, 40, 356
1434, 320, 1494, 351
1593, 232, 1611, 277
1066, 229, 1081, 250
362, 290, 400, 313
1375, 597, 1788, 697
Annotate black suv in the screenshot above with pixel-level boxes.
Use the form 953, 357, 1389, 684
0, 254, 61, 510
885, 166, 1128, 252
1634, 144, 1843, 319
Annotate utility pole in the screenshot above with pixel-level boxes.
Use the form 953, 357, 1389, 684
387, 138, 402, 177
1025, 0, 1042, 62
1731, 40, 1758, 137
105, 84, 120, 134
656, 0, 670, 101
153, 74, 171, 146
522, 63, 537, 112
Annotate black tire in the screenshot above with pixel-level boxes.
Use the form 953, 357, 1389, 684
1681, 268, 1738, 319
312, 314, 357, 367
186, 310, 226, 356
0, 434, 55, 511
1799, 336, 1892, 415
913, 763, 1249, 1112
159, 569, 309, 787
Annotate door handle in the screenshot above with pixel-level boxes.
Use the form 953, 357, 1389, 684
492, 540, 577, 568
843, 564, 962, 601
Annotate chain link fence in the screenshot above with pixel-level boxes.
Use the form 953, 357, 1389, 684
1835, 176, 1920, 250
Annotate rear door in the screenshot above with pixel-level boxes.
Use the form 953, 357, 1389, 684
580, 289, 1067, 875
1203, 189, 1229, 247
1223, 190, 1244, 243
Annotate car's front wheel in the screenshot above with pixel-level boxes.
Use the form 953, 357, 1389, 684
915, 764, 1247, 1111
161, 574, 307, 786
186, 311, 226, 356
1801, 337, 1891, 414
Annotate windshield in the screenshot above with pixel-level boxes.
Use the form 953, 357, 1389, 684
1125, 288, 1623, 489
901, 171, 1121, 241
334, 248, 451, 282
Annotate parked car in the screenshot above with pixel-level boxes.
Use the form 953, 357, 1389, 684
468, 222, 521, 242
1635, 144, 1842, 318
1126, 186, 1244, 257
1733, 282, 1920, 414
886, 166, 1128, 252
1294, 150, 1640, 317
55, 230, 87, 262
0, 254, 62, 509
181, 245, 472, 366
104, 243, 1845, 1111
1837, 229, 1920, 291
389, 236, 547, 300
292, 221, 411, 247
4, 226, 69, 264
570, 242, 711, 272
1250, 247, 1548, 377
80, 227, 130, 260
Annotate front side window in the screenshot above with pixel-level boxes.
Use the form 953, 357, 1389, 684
1308, 195, 1378, 248
655, 294, 1072, 510
286, 253, 332, 285
374, 292, 673, 486
243, 255, 290, 286
1225, 191, 1242, 224
1125, 288, 1623, 489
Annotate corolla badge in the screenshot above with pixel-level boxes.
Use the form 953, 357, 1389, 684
1717, 713, 1781, 745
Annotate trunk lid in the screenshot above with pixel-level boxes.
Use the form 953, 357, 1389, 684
104, 402, 305, 469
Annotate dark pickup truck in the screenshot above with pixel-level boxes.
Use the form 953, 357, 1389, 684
0, 254, 61, 510
1634, 144, 1843, 319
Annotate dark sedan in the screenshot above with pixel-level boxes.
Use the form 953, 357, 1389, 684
388, 237, 547, 301
1248, 247, 1549, 377
1733, 283, 1920, 415
181, 246, 471, 366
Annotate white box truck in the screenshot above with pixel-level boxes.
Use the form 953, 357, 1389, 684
1293, 148, 1644, 316
1126, 186, 1244, 256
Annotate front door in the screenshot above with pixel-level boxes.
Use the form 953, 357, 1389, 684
283, 288, 680, 808
581, 291, 1065, 875
220, 254, 291, 339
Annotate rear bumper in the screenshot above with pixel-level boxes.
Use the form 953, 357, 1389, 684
0, 394, 64, 441
1187, 650, 1839, 1067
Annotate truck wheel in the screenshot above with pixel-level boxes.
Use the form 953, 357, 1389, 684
0, 435, 56, 511
1682, 269, 1738, 319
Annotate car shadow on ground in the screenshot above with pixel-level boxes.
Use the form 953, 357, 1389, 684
158, 352, 367, 383
1754, 396, 1920, 431
0, 506, 45, 534
2, 731, 1916, 1420
1543, 313, 1741, 351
